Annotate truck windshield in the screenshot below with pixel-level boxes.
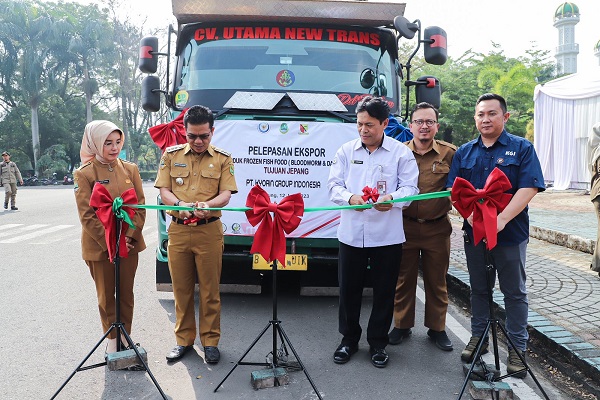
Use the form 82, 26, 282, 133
174, 24, 397, 110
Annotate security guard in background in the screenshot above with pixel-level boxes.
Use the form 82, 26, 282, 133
1, 151, 24, 210
155, 105, 238, 364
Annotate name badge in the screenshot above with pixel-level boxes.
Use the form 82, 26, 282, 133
174, 163, 187, 167
377, 181, 387, 195
351, 160, 363, 164
96, 179, 109, 184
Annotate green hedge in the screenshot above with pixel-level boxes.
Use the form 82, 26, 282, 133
140, 171, 157, 181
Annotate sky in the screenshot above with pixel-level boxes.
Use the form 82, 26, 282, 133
59, 0, 600, 73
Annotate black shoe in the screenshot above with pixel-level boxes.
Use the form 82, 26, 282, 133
204, 346, 220, 364
166, 345, 191, 362
333, 344, 358, 364
3, 203, 7, 209
427, 329, 453, 351
10, 206, 17, 210
370, 347, 389, 368
388, 327, 412, 345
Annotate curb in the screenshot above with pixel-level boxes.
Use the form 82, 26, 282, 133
446, 265, 600, 387
530, 226, 594, 254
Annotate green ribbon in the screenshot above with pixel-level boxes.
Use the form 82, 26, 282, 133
113, 197, 136, 229
123, 190, 451, 213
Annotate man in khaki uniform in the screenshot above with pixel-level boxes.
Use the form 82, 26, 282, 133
388, 102, 457, 351
155, 105, 237, 364
1, 151, 24, 210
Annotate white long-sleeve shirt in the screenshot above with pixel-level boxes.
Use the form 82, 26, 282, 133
328, 135, 419, 248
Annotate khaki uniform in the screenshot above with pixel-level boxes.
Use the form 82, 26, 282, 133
74, 159, 146, 338
589, 123, 600, 272
1, 160, 23, 208
155, 143, 237, 347
393, 139, 456, 331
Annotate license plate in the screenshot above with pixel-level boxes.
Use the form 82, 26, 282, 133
252, 254, 308, 271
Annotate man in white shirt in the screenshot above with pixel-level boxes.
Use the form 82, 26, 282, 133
328, 96, 419, 368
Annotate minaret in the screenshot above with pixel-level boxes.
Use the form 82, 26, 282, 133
554, 2, 580, 74
595, 39, 600, 66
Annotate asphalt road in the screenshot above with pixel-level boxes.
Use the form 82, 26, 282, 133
0, 184, 568, 399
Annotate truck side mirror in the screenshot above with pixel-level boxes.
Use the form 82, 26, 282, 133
139, 36, 159, 74
415, 76, 441, 109
360, 68, 375, 89
393, 16, 418, 40
423, 27, 447, 65
142, 75, 161, 112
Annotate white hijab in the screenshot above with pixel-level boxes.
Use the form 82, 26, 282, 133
80, 120, 124, 164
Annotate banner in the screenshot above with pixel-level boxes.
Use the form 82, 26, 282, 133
211, 120, 357, 238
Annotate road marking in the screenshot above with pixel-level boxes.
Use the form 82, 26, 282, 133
416, 285, 544, 400
0, 225, 73, 243
0, 224, 38, 238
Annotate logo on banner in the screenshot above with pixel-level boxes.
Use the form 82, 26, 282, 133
232, 223, 241, 234
258, 122, 270, 133
276, 70, 295, 87
279, 123, 289, 134
299, 124, 309, 135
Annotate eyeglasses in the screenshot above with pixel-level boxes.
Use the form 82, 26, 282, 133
186, 133, 211, 141
411, 119, 437, 127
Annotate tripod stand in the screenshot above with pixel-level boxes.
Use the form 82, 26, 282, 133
51, 218, 166, 399
214, 258, 323, 399
457, 245, 549, 400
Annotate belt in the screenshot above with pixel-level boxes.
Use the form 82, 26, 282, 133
172, 216, 219, 226
405, 215, 447, 224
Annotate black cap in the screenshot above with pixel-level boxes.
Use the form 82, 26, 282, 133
1, 151, 9, 156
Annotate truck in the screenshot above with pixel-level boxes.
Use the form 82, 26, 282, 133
138, 0, 447, 292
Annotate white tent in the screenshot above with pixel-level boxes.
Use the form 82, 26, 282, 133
533, 67, 600, 190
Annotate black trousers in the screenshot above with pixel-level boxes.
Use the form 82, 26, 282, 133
338, 242, 402, 349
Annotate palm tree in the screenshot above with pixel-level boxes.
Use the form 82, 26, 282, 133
0, 1, 64, 174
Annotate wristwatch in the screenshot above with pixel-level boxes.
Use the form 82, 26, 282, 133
175, 200, 181, 206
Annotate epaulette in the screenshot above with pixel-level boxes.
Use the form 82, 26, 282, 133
212, 146, 231, 157
166, 144, 186, 153
437, 140, 457, 150
78, 161, 92, 170
121, 159, 135, 165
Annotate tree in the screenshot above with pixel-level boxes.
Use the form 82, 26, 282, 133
410, 43, 556, 146
62, 2, 116, 123
0, 0, 70, 174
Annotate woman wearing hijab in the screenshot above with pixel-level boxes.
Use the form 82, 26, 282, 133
588, 122, 600, 277
74, 120, 147, 365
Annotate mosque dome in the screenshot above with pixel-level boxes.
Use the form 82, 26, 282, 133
555, 2, 580, 19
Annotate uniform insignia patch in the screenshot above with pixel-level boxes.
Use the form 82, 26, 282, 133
213, 146, 231, 157
166, 144, 186, 153
230, 165, 234, 175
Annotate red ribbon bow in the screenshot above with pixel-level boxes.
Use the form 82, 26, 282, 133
245, 185, 304, 266
147, 108, 189, 152
451, 168, 512, 250
90, 183, 138, 262
361, 186, 379, 203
